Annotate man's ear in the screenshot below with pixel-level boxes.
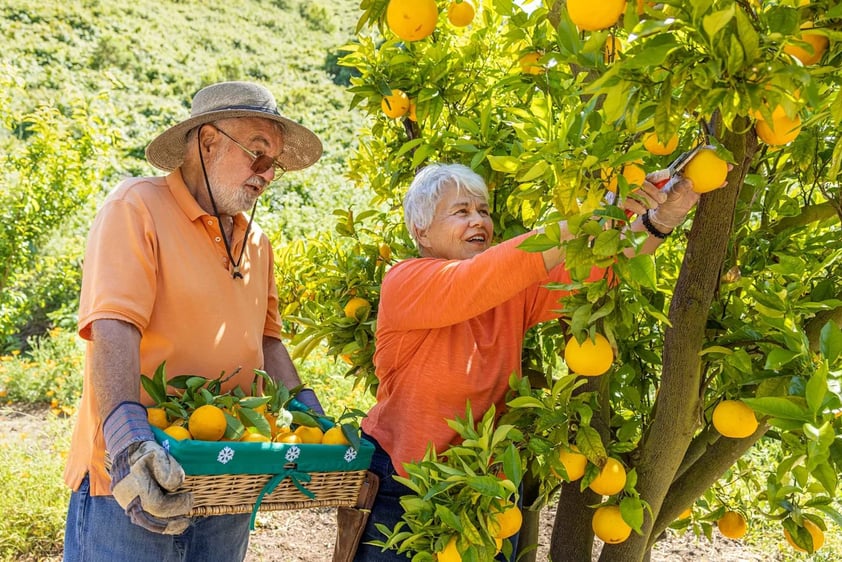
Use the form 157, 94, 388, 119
197, 125, 218, 154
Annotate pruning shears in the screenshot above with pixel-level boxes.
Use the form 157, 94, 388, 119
651, 144, 708, 189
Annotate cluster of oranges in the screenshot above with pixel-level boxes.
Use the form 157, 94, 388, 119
380, 0, 476, 123
146, 400, 352, 446
554, 444, 632, 544
146, 392, 350, 446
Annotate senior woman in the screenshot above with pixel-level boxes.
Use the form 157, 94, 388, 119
353, 163, 702, 561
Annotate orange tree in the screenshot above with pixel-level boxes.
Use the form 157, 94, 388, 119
278, 0, 842, 560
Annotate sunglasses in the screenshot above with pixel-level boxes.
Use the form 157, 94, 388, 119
214, 126, 286, 177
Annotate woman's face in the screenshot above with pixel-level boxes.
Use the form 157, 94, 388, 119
416, 181, 493, 260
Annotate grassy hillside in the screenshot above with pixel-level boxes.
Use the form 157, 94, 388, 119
0, 0, 368, 237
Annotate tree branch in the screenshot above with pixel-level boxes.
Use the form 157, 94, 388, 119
650, 423, 768, 542
771, 202, 839, 234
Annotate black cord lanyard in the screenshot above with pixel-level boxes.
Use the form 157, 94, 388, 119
197, 124, 256, 280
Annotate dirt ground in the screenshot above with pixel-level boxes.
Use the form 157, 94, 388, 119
241, 454, 775, 562
0, 405, 775, 562
244, 505, 774, 562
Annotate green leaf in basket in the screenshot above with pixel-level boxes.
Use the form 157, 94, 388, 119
199, 387, 215, 405
291, 410, 318, 427
238, 396, 270, 409
238, 406, 272, 437
223, 410, 245, 440
187, 376, 211, 392
141, 362, 167, 405
168, 374, 198, 390
340, 422, 362, 450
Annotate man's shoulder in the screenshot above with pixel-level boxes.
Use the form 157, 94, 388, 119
107, 175, 167, 199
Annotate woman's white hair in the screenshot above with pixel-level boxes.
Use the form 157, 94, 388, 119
403, 163, 489, 247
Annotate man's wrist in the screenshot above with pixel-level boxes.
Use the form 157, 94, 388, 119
104, 401, 155, 459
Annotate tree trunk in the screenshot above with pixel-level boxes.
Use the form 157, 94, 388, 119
598, 120, 757, 561
549, 376, 605, 560
550, 481, 600, 561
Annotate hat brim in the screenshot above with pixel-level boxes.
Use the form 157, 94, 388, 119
145, 108, 323, 172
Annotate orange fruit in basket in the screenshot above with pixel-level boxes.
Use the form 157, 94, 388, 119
240, 429, 271, 442
322, 426, 351, 446
275, 432, 302, 444
188, 404, 228, 441
147, 407, 169, 430
265, 411, 288, 438
294, 425, 325, 444
163, 425, 192, 440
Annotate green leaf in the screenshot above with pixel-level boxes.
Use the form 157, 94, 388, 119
820, 321, 842, 364
238, 406, 271, 437
487, 155, 519, 173
435, 504, 462, 531
619, 496, 645, 534
593, 229, 621, 257
764, 348, 799, 370
575, 425, 606, 462
702, 6, 735, 40
626, 254, 657, 290
465, 475, 504, 496
506, 396, 546, 409
742, 396, 810, 422
805, 366, 827, 417
517, 160, 549, 182
811, 462, 838, 499
501, 444, 522, 487
141, 375, 166, 406
625, 34, 679, 69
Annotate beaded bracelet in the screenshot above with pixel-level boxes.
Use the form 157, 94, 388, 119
642, 210, 672, 239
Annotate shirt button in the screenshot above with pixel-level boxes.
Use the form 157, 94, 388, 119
208, 220, 214, 226
215, 237, 221, 243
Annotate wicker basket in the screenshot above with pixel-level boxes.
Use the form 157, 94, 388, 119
149, 424, 375, 519
183, 468, 369, 516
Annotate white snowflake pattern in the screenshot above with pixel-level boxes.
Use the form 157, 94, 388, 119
217, 446, 235, 464
285, 445, 301, 462
343, 448, 358, 463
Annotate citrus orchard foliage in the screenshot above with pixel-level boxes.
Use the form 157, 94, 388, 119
277, 0, 842, 558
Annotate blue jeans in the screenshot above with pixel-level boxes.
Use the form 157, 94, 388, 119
353, 433, 519, 561
63, 475, 251, 562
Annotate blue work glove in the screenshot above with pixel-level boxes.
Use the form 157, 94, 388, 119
296, 388, 325, 415
104, 402, 193, 535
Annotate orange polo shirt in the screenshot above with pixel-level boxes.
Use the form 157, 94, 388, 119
64, 170, 282, 495
362, 233, 606, 477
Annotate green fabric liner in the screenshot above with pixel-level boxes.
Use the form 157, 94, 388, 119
151, 426, 374, 475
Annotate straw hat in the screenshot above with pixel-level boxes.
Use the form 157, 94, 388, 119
145, 81, 323, 172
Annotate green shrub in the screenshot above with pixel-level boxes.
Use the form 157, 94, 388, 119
0, 328, 83, 411
0, 413, 70, 561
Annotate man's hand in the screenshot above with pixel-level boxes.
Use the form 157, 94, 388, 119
104, 402, 193, 534
110, 441, 193, 534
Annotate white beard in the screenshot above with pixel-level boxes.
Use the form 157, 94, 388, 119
205, 152, 262, 215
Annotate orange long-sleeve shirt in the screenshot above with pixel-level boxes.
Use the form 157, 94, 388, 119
362, 233, 604, 477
